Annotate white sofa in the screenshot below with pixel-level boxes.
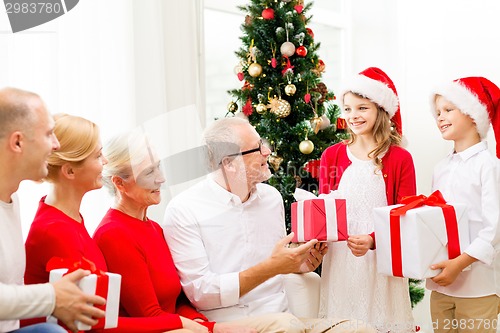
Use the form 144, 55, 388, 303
283, 272, 321, 318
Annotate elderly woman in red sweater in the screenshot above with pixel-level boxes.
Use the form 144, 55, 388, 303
93, 130, 254, 333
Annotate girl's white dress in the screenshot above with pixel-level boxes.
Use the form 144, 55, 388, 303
319, 147, 414, 333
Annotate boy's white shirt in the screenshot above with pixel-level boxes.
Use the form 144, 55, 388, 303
427, 141, 500, 297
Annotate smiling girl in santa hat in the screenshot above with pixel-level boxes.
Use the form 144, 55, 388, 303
318, 67, 416, 332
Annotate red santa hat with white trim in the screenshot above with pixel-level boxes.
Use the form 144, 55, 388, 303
430, 77, 500, 158
339, 67, 403, 135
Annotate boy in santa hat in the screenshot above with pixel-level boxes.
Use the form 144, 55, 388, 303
428, 76, 500, 332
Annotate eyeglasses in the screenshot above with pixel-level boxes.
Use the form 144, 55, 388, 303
226, 139, 268, 157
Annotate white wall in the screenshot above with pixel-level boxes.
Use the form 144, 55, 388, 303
350, 0, 499, 195
400, 0, 499, 195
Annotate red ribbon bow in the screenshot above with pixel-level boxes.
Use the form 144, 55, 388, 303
303, 159, 320, 179
281, 55, 294, 76
46, 256, 106, 276
389, 190, 461, 277
46, 257, 108, 329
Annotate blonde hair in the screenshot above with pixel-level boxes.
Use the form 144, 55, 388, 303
45, 114, 100, 182
102, 130, 152, 196
346, 93, 402, 170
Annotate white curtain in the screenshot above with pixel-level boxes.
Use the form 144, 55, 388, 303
0, 0, 206, 235
131, 0, 207, 220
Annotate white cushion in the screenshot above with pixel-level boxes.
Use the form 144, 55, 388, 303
283, 272, 320, 318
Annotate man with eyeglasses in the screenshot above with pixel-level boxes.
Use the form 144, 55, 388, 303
163, 117, 374, 333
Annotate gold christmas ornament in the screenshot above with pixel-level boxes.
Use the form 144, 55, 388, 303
268, 97, 291, 118
256, 103, 267, 114
227, 101, 238, 113
268, 153, 284, 171
311, 116, 322, 134
299, 139, 314, 154
284, 84, 297, 96
312, 59, 326, 76
248, 63, 263, 77
280, 41, 295, 57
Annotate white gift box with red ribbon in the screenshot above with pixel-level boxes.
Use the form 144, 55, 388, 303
373, 191, 470, 279
48, 268, 121, 330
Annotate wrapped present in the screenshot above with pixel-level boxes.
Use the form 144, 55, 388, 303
373, 190, 470, 279
291, 188, 348, 242
47, 257, 121, 330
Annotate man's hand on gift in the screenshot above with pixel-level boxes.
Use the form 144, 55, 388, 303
430, 253, 477, 286
52, 269, 106, 333
298, 242, 328, 273
347, 234, 374, 257
239, 233, 318, 297
271, 232, 319, 274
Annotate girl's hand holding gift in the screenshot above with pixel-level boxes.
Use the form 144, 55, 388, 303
347, 234, 374, 257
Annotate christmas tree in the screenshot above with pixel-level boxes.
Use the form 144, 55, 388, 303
227, 0, 346, 228
226, 0, 425, 309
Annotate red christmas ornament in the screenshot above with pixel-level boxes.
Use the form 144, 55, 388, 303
317, 59, 325, 72
242, 98, 253, 116
237, 72, 244, 81
306, 28, 314, 38
336, 118, 347, 130
304, 159, 320, 179
271, 57, 277, 68
304, 93, 311, 103
281, 55, 294, 76
296, 45, 308, 57
262, 8, 274, 20
294, 5, 303, 13
242, 81, 253, 91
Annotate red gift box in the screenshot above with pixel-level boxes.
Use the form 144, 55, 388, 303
291, 198, 348, 242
